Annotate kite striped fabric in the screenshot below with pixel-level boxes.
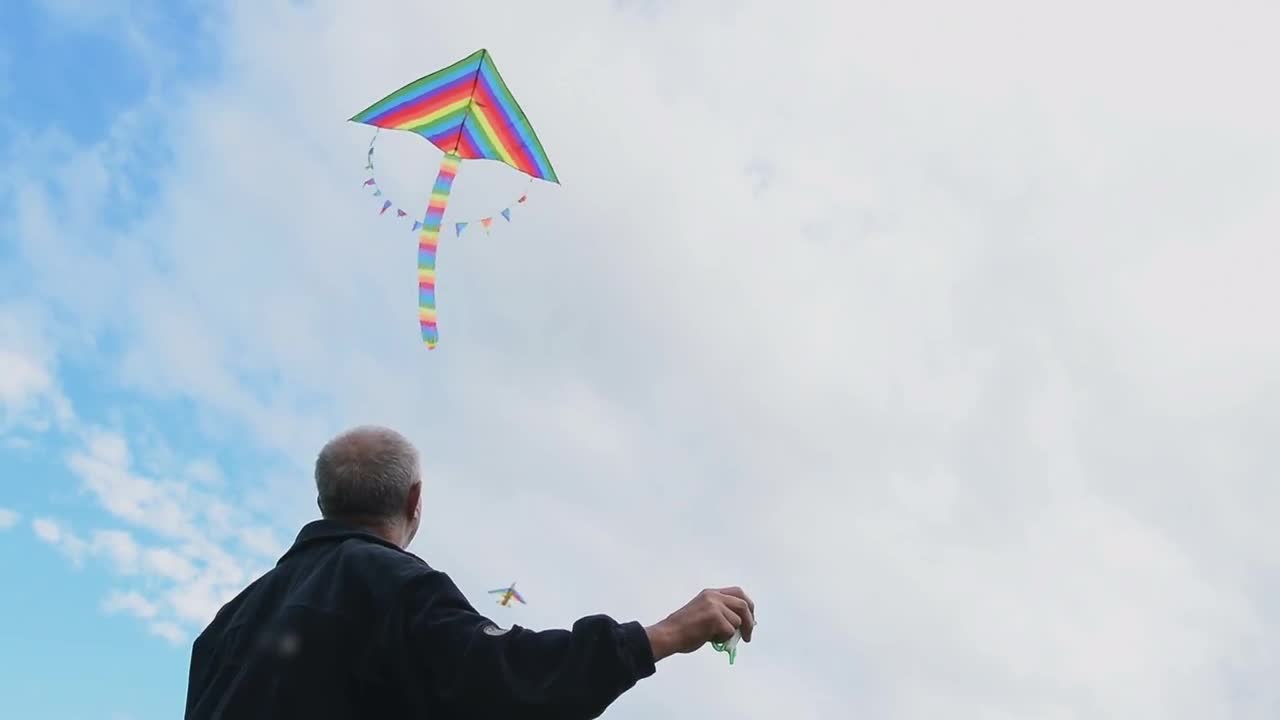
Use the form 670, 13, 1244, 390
418, 153, 461, 348
350, 49, 558, 350
349, 49, 558, 183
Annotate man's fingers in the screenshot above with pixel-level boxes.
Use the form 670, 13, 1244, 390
721, 596, 753, 624
711, 587, 756, 642
693, 587, 757, 645
717, 586, 755, 616
717, 594, 755, 640
711, 607, 739, 643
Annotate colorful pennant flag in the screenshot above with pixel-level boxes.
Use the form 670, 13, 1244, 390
362, 128, 532, 238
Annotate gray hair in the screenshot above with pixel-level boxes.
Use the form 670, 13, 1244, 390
314, 425, 420, 519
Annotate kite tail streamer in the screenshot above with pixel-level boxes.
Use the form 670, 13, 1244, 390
418, 153, 461, 349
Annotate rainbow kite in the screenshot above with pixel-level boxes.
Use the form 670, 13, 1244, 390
488, 582, 526, 607
349, 49, 558, 349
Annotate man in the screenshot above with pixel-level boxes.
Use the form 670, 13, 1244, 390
185, 425, 755, 719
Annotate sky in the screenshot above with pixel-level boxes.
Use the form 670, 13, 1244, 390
1, 0, 1279, 718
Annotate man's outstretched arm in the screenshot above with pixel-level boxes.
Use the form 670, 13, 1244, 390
407, 573, 755, 720
408, 573, 653, 720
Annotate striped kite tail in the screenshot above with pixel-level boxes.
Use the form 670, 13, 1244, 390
417, 153, 462, 349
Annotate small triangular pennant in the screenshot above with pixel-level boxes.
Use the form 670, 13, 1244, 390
380, 200, 392, 215
396, 208, 408, 218
363, 178, 376, 186
500, 208, 511, 222
481, 217, 493, 232
455, 221, 468, 236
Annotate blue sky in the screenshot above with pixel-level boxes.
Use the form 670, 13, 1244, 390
0, 4, 275, 718
3, 1, 1280, 719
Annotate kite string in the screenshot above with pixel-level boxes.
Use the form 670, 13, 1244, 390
365, 130, 531, 233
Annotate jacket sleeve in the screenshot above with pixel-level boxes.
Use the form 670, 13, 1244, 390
405, 571, 656, 720
184, 630, 213, 718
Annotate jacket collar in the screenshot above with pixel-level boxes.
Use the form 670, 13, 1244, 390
277, 518, 405, 565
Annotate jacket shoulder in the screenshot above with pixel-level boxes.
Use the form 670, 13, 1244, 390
326, 539, 458, 607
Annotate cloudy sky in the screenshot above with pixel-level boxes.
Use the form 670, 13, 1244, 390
2, 0, 1279, 718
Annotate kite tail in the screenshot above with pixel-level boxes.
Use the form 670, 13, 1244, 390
418, 153, 461, 349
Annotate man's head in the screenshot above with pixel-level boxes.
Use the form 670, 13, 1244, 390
314, 425, 422, 548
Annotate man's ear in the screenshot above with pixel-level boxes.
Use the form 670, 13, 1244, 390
406, 481, 422, 521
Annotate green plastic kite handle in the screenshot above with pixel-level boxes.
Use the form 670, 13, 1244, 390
710, 629, 741, 665
710, 640, 737, 665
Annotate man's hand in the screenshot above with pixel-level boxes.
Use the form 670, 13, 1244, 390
644, 587, 755, 662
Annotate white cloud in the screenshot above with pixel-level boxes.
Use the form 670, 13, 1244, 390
67, 428, 197, 539
31, 507, 264, 642
0, 507, 18, 529
32, 518, 59, 542
184, 459, 224, 487
238, 526, 283, 559
32, 516, 89, 565
0, 350, 52, 406
166, 579, 228, 627
38, 429, 283, 640
0, 304, 75, 435
91, 529, 142, 574
142, 547, 199, 583
148, 620, 186, 645
102, 590, 159, 620
9, 0, 1280, 718
35, 520, 152, 577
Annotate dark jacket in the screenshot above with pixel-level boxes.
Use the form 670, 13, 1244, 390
184, 519, 656, 719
